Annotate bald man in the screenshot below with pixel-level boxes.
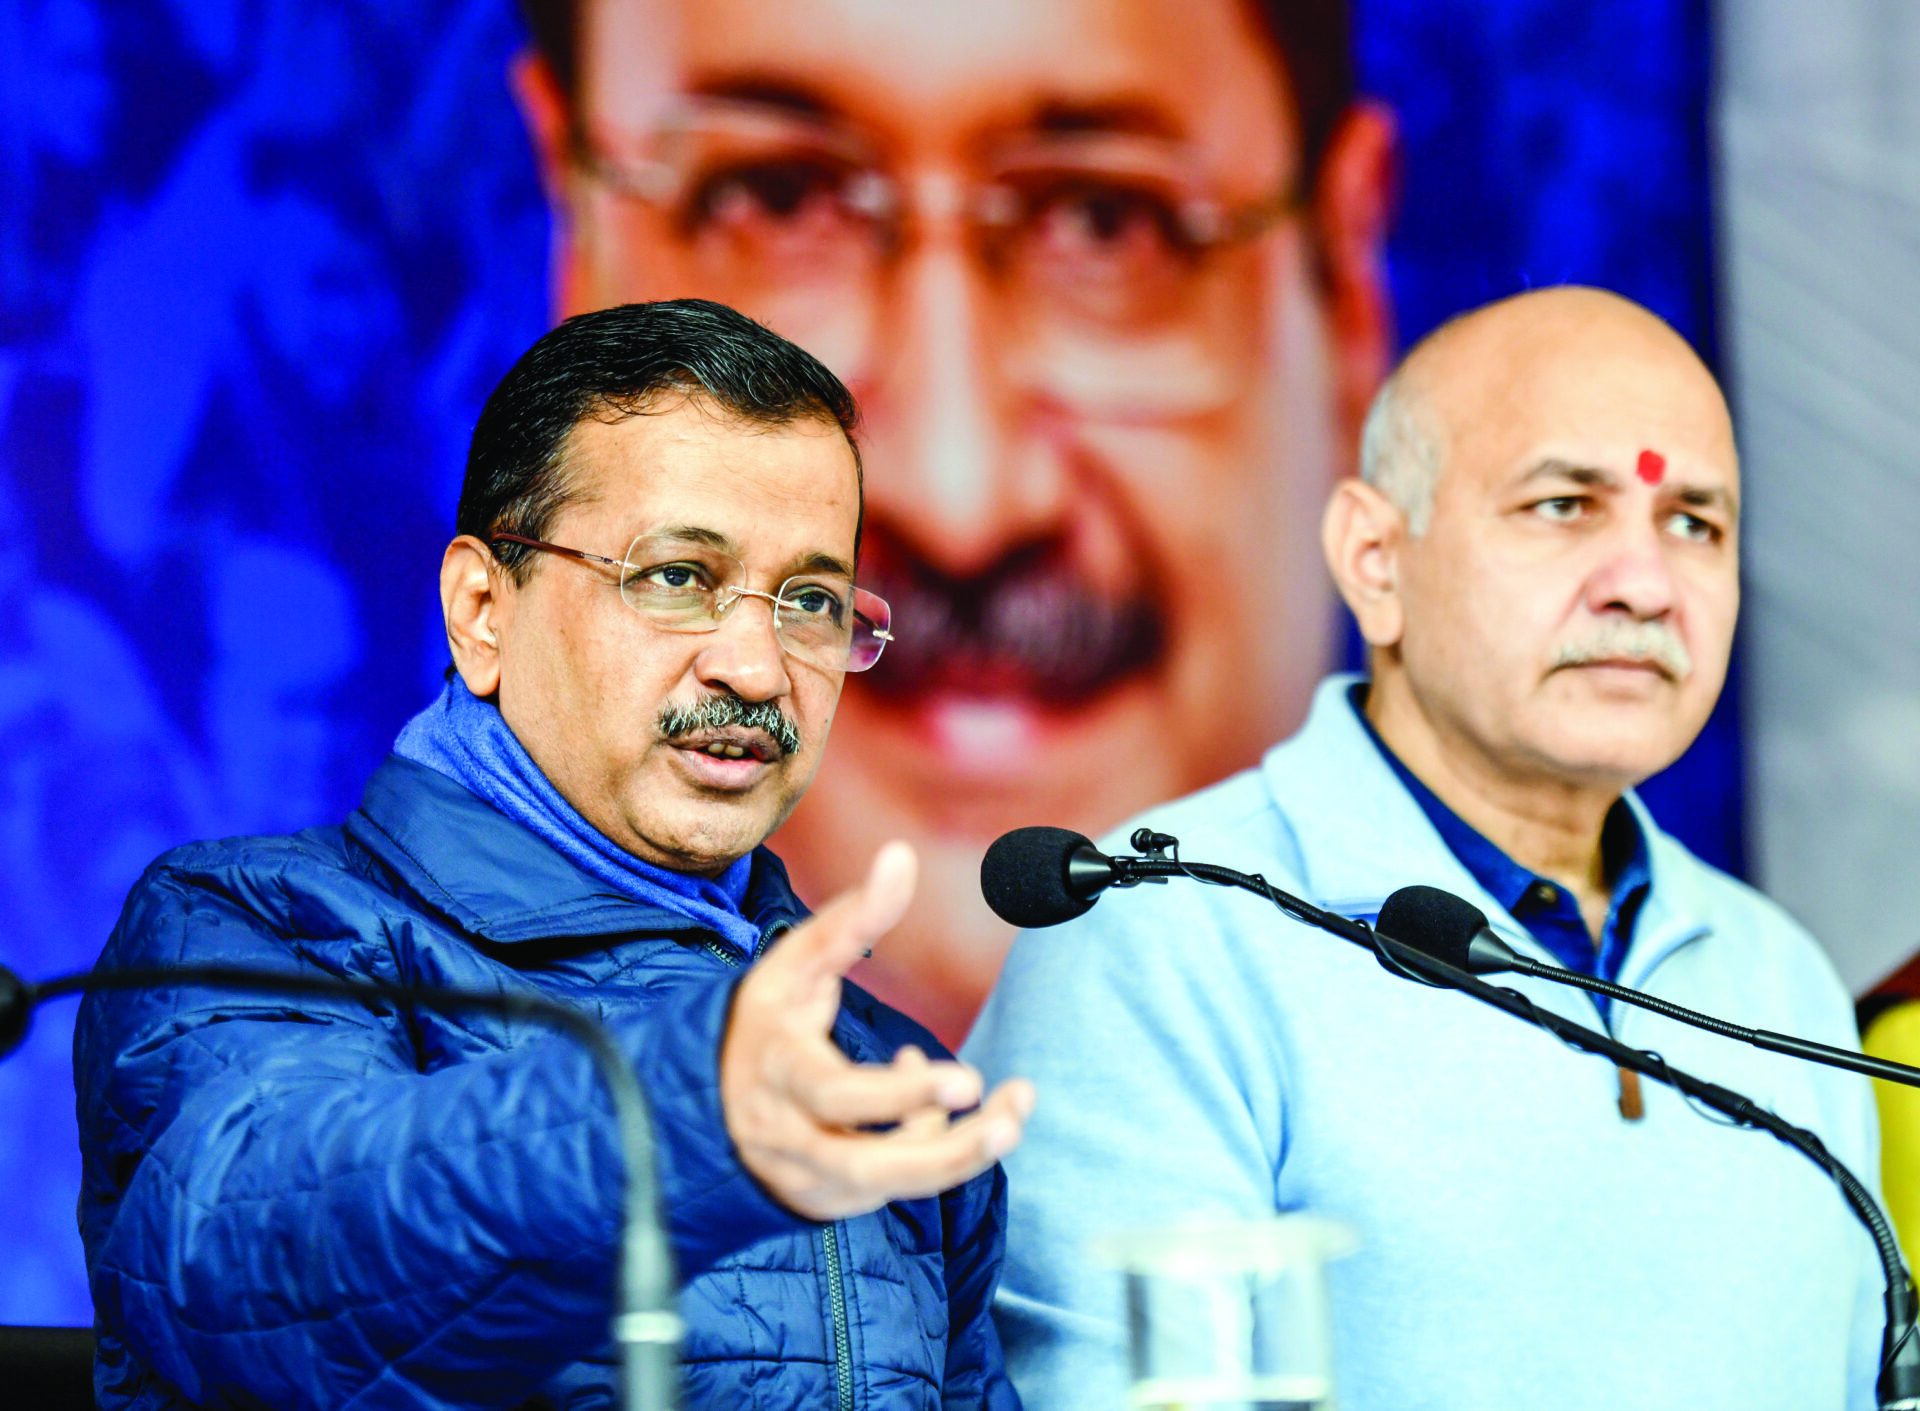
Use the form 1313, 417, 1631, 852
965, 288, 1883, 1411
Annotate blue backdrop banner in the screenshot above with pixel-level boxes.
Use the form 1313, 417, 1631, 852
0, 0, 1721, 1322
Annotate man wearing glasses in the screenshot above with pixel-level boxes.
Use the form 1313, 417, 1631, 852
75, 300, 1031, 1410
512, 0, 1396, 1044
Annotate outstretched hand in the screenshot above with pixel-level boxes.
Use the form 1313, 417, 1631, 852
719, 841, 1035, 1222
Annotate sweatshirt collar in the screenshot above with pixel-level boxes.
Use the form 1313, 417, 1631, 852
1344, 682, 1651, 986
1262, 676, 1709, 982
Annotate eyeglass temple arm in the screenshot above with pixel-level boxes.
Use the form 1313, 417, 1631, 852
489, 533, 626, 570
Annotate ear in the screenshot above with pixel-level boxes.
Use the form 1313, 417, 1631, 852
510, 47, 598, 320
1322, 477, 1406, 649
442, 535, 506, 697
1311, 100, 1399, 470
511, 49, 572, 205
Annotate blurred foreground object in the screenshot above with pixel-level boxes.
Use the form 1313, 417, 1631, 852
1862, 958, 1920, 1268
1092, 1217, 1356, 1411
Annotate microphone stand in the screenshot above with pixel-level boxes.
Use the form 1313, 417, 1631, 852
1092, 845, 1920, 1411
0, 963, 679, 1411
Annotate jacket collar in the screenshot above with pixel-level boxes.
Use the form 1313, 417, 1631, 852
1261, 676, 1712, 982
346, 754, 809, 948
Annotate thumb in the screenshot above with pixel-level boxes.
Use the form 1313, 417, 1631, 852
762, 841, 918, 995
855, 839, 917, 941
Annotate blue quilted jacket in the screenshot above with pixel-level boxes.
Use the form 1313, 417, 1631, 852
74, 755, 1018, 1410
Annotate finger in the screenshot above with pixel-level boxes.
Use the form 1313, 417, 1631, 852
753, 841, 918, 997
886, 1049, 956, 1138
781, 1041, 984, 1128
810, 1078, 1036, 1207
894, 1104, 951, 1141
991, 1077, 1037, 1131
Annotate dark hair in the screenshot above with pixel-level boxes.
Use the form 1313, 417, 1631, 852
516, 1, 1354, 185
459, 298, 863, 582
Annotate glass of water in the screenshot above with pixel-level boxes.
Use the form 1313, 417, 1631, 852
1090, 1215, 1356, 1411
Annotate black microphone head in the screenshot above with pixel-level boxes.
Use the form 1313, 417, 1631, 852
981, 827, 1108, 928
1377, 885, 1491, 971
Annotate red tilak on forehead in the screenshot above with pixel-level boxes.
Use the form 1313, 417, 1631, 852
1637, 449, 1666, 484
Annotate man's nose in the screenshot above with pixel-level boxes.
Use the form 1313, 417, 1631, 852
862, 191, 1073, 575
693, 596, 793, 703
1585, 517, 1681, 620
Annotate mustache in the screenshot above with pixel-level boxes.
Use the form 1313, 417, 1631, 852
656, 695, 802, 757
858, 541, 1164, 703
1551, 620, 1693, 680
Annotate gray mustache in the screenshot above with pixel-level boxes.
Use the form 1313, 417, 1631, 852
657, 696, 802, 757
1551, 621, 1692, 680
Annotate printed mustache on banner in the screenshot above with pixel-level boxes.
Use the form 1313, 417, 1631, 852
1551, 619, 1693, 680
658, 695, 802, 757
859, 540, 1165, 704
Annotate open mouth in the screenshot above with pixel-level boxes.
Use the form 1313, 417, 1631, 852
855, 535, 1165, 706
680, 731, 782, 763
664, 727, 784, 792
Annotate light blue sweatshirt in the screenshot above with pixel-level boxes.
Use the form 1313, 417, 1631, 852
965, 675, 1883, 1411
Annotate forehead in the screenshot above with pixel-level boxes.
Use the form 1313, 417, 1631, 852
555, 399, 862, 555
580, 0, 1295, 179
1446, 339, 1739, 497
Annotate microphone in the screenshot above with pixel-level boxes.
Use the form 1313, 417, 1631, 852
980, 826, 1127, 927
1378, 885, 1920, 1092
0, 961, 679, 1411
1375, 885, 1526, 973
982, 828, 1920, 1410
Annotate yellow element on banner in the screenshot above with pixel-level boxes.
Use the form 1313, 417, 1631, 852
1865, 1002, 1920, 1268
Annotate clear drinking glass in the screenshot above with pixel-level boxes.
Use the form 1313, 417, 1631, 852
1090, 1216, 1357, 1411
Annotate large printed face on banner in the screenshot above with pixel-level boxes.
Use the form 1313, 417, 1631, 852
516, 0, 1396, 1041
0, 0, 1730, 1325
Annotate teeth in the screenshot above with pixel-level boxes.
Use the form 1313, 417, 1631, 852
700, 743, 751, 759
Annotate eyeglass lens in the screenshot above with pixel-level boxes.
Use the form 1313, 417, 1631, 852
616, 533, 892, 672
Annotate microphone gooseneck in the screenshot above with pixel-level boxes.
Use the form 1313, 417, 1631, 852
1378, 884, 1920, 1092
0, 961, 680, 1411
982, 831, 1920, 1410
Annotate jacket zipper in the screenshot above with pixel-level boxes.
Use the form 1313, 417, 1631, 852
701, 924, 854, 1409
700, 920, 790, 970
819, 1222, 855, 1411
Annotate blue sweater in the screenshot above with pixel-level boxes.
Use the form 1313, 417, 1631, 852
965, 675, 1882, 1411
76, 754, 1017, 1410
